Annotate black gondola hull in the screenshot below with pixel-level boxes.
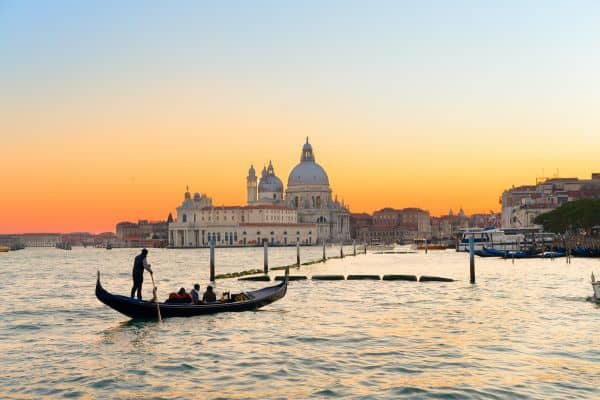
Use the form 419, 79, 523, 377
96, 271, 287, 319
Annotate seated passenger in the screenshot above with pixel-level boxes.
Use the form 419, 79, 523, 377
190, 283, 201, 305
166, 287, 192, 303
202, 285, 217, 303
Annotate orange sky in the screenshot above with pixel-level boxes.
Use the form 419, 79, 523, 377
1, 2, 599, 233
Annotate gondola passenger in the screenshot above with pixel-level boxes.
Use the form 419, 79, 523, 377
190, 283, 201, 305
202, 285, 217, 303
167, 287, 192, 303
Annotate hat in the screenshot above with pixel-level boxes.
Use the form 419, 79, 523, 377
141, 248, 148, 254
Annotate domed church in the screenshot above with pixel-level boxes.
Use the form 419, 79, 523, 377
246, 138, 350, 242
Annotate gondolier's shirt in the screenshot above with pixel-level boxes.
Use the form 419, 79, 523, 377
133, 254, 152, 278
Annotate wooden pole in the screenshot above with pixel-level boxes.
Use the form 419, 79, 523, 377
425, 239, 428, 254
322, 240, 326, 262
209, 239, 215, 283
296, 241, 300, 268
469, 236, 476, 284
353, 239, 356, 256
263, 241, 269, 274
150, 273, 162, 322
340, 241, 344, 258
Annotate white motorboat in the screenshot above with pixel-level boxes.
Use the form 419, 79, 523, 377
457, 228, 524, 252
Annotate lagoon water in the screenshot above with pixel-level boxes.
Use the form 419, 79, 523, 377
0, 246, 599, 399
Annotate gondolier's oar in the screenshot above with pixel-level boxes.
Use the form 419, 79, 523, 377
150, 273, 162, 322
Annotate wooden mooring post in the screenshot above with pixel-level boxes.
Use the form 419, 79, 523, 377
340, 242, 344, 258
353, 239, 356, 256
209, 239, 215, 283
296, 241, 300, 268
322, 240, 326, 262
469, 236, 476, 284
263, 241, 269, 274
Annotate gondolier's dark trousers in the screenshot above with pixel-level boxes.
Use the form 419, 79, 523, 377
131, 274, 143, 300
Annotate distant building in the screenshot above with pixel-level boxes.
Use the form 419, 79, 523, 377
368, 207, 431, 244
168, 138, 350, 247
169, 189, 315, 247
115, 218, 169, 247
18, 233, 62, 247
350, 213, 372, 242
501, 173, 600, 228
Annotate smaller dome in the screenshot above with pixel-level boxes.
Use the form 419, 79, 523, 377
259, 174, 283, 193
193, 192, 201, 201
248, 164, 256, 177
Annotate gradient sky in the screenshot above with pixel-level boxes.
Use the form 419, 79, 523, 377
1, 1, 599, 233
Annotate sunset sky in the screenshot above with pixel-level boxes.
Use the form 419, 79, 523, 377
1, 1, 599, 233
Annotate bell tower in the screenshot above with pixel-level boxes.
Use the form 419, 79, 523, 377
247, 164, 257, 204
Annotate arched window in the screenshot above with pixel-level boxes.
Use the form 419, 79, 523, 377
182, 214, 187, 223
316, 196, 321, 208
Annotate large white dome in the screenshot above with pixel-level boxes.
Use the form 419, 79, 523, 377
288, 162, 329, 186
287, 138, 330, 187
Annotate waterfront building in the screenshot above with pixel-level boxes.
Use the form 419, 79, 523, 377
168, 138, 349, 247
350, 213, 372, 243
368, 207, 431, 244
501, 173, 600, 228
115, 218, 169, 247
168, 189, 315, 247
18, 233, 62, 247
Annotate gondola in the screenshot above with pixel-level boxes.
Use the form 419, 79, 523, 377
96, 266, 288, 319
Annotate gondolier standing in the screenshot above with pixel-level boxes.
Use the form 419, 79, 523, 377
131, 248, 153, 300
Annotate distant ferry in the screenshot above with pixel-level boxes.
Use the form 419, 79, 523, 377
457, 228, 524, 252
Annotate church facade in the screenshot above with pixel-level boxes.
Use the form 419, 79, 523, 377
168, 139, 350, 247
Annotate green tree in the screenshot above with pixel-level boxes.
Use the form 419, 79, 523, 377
533, 199, 600, 233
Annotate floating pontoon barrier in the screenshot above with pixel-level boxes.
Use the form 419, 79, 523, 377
238, 275, 271, 282
311, 275, 345, 281
275, 275, 307, 281
347, 274, 381, 280
382, 274, 418, 281
419, 276, 454, 282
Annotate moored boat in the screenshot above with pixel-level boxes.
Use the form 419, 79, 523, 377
96, 266, 289, 319
457, 228, 524, 252
0, 246, 9, 252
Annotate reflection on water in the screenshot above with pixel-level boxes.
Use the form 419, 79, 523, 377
0, 247, 599, 399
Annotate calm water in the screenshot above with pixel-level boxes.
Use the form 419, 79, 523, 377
0, 246, 599, 399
